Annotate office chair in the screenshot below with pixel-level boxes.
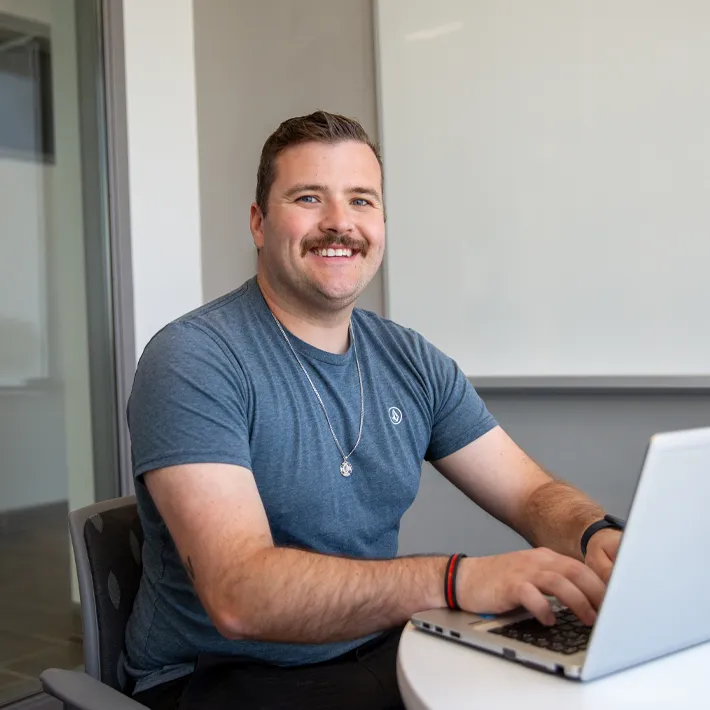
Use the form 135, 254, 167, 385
40, 496, 147, 709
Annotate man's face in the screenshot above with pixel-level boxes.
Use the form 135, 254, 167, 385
251, 140, 385, 312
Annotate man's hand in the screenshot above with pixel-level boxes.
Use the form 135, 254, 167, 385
584, 529, 622, 584
457, 548, 606, 626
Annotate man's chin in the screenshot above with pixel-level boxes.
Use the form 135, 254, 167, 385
310, 282, 363, 309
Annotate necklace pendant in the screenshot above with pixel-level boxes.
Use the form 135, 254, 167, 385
340, 460, 353, 477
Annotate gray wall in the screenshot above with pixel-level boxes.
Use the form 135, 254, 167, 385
399, 392, 710, 556
193, 0, 710, 557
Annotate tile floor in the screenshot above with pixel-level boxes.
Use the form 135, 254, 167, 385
0, 502, 83, 706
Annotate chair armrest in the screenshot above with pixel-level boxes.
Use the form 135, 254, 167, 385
40, 669, 147, 710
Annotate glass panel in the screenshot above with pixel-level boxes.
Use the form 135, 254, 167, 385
0, 0, 117, 704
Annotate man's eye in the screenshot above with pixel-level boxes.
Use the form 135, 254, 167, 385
297, 195, 318, 203
352, 198, 372, 207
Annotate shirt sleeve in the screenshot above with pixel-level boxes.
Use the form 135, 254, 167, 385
418, 335, 498, 462
127, 321, 252, 479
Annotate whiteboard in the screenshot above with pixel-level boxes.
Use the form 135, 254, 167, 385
375, 0, 710, 381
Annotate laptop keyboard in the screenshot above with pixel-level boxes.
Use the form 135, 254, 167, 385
488, 608, 592, 655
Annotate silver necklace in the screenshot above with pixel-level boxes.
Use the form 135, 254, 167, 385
270, 313, 364, 477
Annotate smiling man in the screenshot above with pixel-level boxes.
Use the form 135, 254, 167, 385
125, 112, 622, 710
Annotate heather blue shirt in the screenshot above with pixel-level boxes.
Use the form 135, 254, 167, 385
124, 277, 497, 692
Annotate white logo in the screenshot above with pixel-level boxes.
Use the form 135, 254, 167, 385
388, 406, 403, 425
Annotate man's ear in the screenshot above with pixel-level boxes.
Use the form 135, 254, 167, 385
250, 202, 265, 250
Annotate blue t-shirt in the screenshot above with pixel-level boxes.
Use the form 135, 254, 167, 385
124, 277, 497, 692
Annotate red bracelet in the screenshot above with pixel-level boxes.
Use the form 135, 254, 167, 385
445, 553, 467, 610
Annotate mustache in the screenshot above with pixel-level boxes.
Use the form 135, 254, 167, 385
301, 234, 368, 256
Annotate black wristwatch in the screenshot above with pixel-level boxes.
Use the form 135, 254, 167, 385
580, 514, 626, 557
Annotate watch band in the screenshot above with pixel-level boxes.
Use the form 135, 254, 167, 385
580, 514, 626, 557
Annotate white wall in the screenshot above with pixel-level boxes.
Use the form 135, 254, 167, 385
122, 0, 204, 359
193, 0, 384, 314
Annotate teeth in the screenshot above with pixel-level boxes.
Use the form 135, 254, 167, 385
314, 247, 354, 257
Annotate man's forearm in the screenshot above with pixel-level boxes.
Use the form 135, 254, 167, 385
519, 480, 605, 560
218, 548, 448, 644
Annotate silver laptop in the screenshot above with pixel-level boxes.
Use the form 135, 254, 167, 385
412, 427, 710, 681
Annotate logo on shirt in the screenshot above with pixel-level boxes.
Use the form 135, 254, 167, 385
388, 406, 403, 425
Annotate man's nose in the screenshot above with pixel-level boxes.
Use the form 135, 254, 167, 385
319, 200, 354, 235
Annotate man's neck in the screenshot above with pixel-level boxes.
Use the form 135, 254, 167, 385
256, 275, 353, 355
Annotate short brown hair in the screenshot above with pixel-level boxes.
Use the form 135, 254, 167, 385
255, 110, 382, 215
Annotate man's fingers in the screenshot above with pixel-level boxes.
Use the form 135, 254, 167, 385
517, 582, 556, 625
566, 559, 606, 610
535, 572, 597, 626
460, 549, 610, 627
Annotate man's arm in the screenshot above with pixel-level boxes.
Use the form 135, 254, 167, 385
147, 459, 605, 642
145, 462, 448, 644
431, 425, 605, 561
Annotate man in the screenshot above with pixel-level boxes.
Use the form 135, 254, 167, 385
125, 111, 621, 709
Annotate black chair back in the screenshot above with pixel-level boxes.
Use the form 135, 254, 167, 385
69, 496, 143, 692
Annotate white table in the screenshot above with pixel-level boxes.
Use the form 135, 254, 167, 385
397, 622, 710, 709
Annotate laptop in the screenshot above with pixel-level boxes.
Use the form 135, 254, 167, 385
412, 427, 710, 681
